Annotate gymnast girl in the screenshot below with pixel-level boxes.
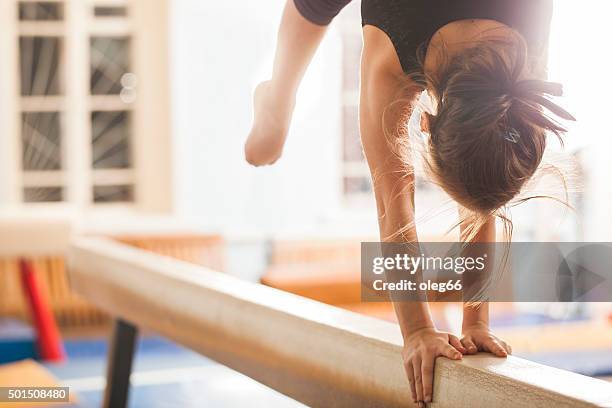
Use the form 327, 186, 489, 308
245, 1, 574, 405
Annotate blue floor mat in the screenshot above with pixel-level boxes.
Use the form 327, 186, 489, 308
490, 312, 587, 328
45, 336, 303, 408
516, 349, 612, 378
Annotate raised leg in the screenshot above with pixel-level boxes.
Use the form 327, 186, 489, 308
245, 0, 344, 166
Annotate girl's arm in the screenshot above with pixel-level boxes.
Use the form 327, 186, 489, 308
360, 26, 464, 406
460, 214, 512, 356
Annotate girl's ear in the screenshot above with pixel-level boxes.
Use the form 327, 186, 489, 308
420, 111, 431, 134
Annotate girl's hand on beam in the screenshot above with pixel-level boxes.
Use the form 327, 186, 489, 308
402, 327, 465, 406
461, 322, 512, 357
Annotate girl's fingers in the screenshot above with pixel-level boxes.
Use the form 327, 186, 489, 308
461, 337, 478, 354
402, 334, 508, 406
448, 334, 466, 354
404, 361, 417, 402
441, 343, 463, 360
421, 355, 435, 403
413, 356, 424, 403
484, 338, 507, 357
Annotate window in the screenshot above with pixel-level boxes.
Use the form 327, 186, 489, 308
0, 0, 171, 211
19, 1, 64, 21
93, 6, 127, 18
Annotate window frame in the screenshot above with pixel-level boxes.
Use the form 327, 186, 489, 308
0, 0, 172, 214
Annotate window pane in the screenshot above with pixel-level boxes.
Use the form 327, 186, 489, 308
22, 112, 62, 170
94, 6, 127, 17
342, 105, 363, 162
91, 111, 131, 169
20, 36, 62, 96
343, 177, 371, 195
90, 37, 130, 95
19, 2, 63, 21
93, 185, 133, 203
23, 187, 63, 202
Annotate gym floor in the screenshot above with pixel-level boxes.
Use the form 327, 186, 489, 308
45, 335, 304, 408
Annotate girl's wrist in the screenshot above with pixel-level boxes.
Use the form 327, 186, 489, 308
394, 301, 436, 341
400, 315, 436, 340
462, 316, 490, 333
462, 320, 489, 332
463, 303, 489, 330
403, 323, 436, 342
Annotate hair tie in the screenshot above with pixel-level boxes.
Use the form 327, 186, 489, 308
503, 128, 521, 143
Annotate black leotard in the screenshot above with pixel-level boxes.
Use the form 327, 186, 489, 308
294, 0, 553, 74
362, 0, 552, 74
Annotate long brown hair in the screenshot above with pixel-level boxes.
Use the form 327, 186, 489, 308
381, 33, 576, 301
425, 36, 574, 211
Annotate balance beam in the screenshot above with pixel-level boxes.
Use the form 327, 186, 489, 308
0, 214, 72, 257
68, 237, 612, 408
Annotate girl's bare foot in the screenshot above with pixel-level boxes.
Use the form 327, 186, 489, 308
245, 81, 295, 166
